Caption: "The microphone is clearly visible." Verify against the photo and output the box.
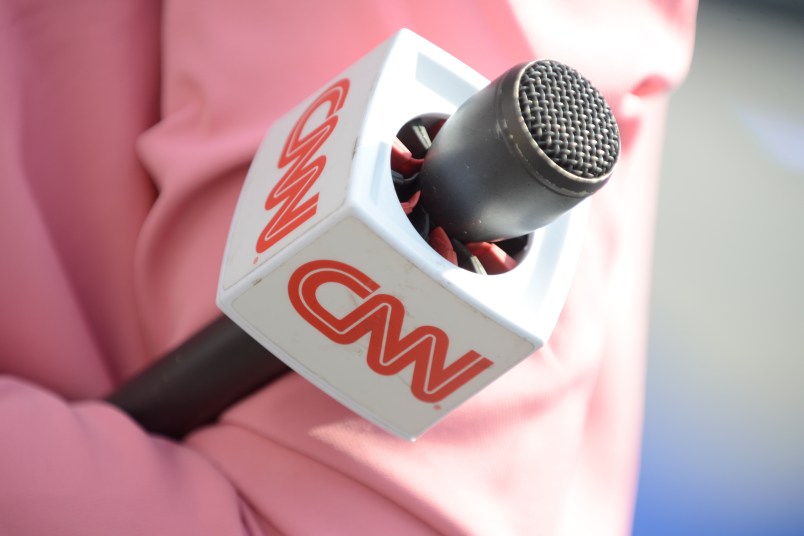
[109,29,619,440]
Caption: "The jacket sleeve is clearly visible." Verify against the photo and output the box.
[0,377,268,536]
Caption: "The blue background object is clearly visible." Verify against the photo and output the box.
[633,1,804,534]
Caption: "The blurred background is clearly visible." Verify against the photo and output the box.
[633,0,804,534]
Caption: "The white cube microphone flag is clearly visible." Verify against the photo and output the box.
[111,30,620,440]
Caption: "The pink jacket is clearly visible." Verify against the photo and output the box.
[0,1,696,534]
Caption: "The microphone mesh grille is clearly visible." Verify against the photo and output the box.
[518,61,619,179]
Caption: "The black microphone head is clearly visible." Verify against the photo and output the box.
[418,60,620,243]
[518,61,619,181]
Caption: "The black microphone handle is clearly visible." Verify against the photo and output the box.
[106,316,289,439]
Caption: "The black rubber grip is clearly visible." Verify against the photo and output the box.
[107,316,290,439]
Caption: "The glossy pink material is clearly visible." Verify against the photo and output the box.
[0,1,696,534]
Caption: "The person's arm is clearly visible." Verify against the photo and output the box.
[0,377,268,536]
